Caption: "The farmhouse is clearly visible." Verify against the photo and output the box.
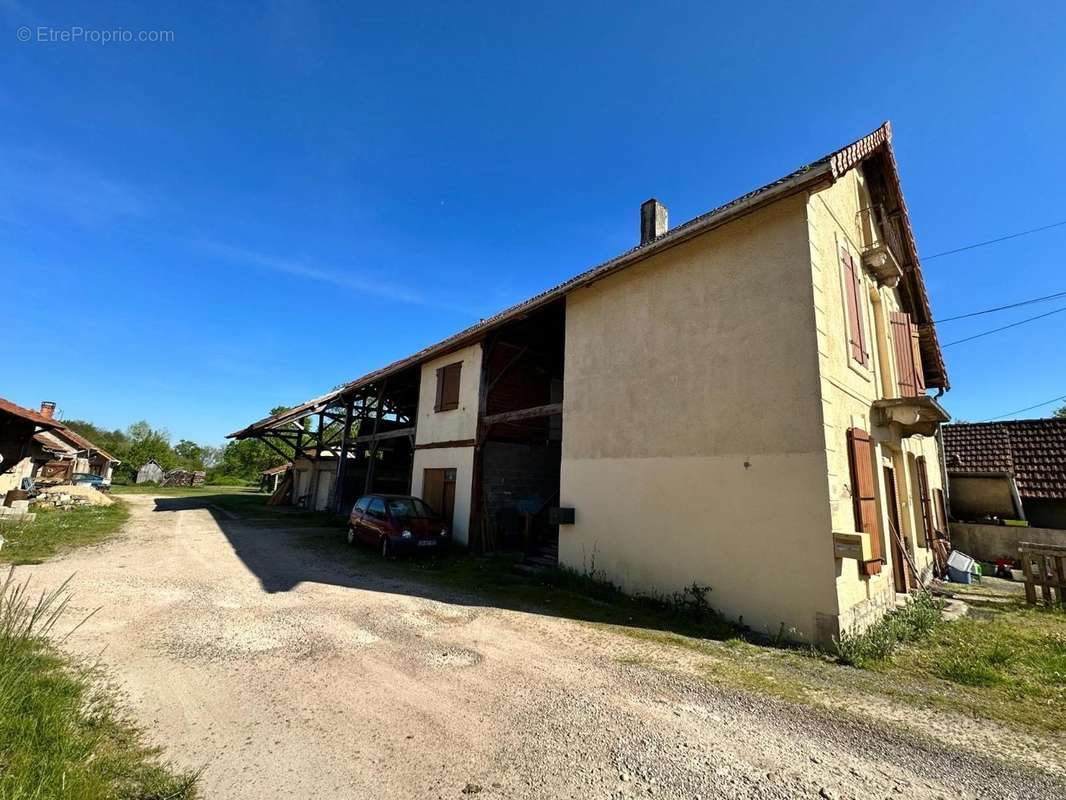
[231,123,952,644]
[0,399,121,492]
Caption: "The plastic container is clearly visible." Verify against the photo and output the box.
[947,565,974,584]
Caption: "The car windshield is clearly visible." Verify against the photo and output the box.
[387,498,435,520]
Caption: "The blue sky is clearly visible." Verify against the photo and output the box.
[3,1,1064,443]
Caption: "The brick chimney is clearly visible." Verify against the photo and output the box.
[640,199,668,245]
[39,401,56,419]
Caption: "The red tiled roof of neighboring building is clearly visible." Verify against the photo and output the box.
[943,419,1066,500]
[0,396,61,429]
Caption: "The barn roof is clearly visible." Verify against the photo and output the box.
[231,122,947,439]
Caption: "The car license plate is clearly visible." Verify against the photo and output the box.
[417,539,437,547]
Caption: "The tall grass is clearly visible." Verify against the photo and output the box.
[0,568,198,800]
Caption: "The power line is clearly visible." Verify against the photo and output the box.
[942,305,1066,347]
[935,289,1066,323]
[924,218,1066,261]
[988,394,1066,421]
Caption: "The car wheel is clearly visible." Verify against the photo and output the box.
[346,526,356,545]
[380,537,390,559]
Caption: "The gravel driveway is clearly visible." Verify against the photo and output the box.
[19,494,1064,799]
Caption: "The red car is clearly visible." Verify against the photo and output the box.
[347,494,450,557]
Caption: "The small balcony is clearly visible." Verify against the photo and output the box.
[873,395,950,438]
[857,206,905,288]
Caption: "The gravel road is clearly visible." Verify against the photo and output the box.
[19,494,1065,799]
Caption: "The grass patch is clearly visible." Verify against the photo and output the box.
[0,569,198,799]
[889,604,1066,728]
[0,502,130,565]
[835,591,944,667]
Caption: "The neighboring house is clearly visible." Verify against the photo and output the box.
[943,419,1066,529]
[230,123,951,644]
[0,397,62,496]
[136,459,166,484]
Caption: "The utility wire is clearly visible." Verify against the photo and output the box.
[988,394,1066,421]
[924,218,1066,261]
[941,305,1066,347]
[935,289,1066,323]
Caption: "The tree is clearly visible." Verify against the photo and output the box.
[124,421,175,477]
[173,439,206,470]
[1054,405,1066,419]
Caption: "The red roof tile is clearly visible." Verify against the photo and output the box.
[944,419,1066,500]
[0,396,61,429]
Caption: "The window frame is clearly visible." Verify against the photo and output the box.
[434,361,462,412]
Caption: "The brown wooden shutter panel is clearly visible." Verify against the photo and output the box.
[916,456,935,547]
[933,487,947,534]
[890,311,917,397]
[842,252,867,365]
[434,367,445,412]
[909,322,926,393]
[847,427,883,562]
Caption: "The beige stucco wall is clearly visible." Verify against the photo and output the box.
[410,446,476,545]
[414,343,483,446]
[807,171,945,634]
[409,342,483,546]
[560,194,840,642]
[0,457,34,496]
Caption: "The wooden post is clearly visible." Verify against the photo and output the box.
[363,380,388,495]
[333,398,354,514]
[469,336,495,553]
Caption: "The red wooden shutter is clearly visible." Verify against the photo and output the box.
[847,427,883,562]
[909,322,926,393]
[842,251,868,365]
[890,311,917,397]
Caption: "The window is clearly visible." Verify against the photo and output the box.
[387,497,436,520]
[847,427,883,565]
[841,249,869,366]
[889,311,926,397]
[353,496,371,513]
[434,362,462,412]
[367,497,387,519]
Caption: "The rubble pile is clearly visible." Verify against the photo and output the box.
[33,484,114,509]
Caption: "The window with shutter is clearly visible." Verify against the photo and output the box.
[847,427,883,566]
[889,311,928,398]
[434,362,462,412]
[841,250,868,366]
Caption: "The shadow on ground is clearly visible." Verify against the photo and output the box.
[151,494,739,641]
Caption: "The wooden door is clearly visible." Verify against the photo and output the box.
[883,466,909,593]
[422,468,456,527]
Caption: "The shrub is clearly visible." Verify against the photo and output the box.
[835,590,944,667]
